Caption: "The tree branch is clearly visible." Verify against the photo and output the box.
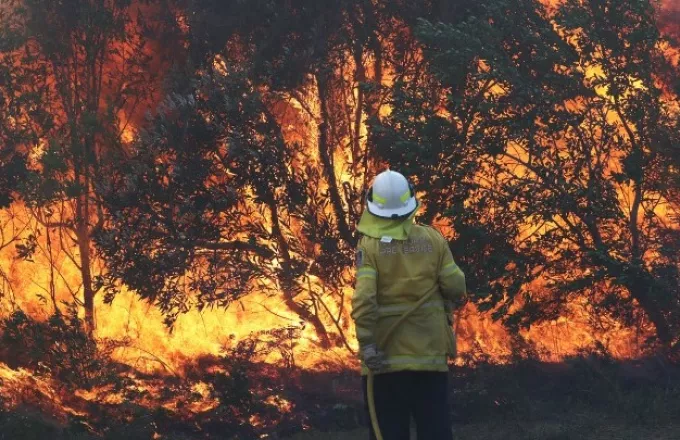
[194,239,275,259]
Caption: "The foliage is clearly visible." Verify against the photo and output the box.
[0,308,110,387]
[93,0,395,347]
[370,0,680,346]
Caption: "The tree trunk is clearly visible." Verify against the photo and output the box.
[594,249,675,346]
[281,291,333,349]
[627,276,673,346]
[76,195,96,334]
[267,197,333,349]
[316,74,354,246]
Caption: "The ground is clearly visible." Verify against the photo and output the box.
[288,422,680,440]
[286,355,680,440]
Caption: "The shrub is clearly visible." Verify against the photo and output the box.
[0,308,109,388]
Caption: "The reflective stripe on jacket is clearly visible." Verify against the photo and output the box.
[351,224,466,375]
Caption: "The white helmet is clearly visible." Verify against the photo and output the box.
[366,170,418,219]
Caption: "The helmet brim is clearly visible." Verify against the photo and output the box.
[366,197,418,219]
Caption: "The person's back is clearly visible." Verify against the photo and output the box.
[351,170,466,440]
[354,225,464,373]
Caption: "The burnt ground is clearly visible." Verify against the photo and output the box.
[1,355,680,439]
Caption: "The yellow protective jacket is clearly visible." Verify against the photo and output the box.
[351,211,466,375]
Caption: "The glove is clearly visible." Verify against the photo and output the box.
[361,344,386,371]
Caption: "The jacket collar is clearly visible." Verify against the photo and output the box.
[357,203,420,240]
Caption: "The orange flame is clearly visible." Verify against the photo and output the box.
[1,0,676,381]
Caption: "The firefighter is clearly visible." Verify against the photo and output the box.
[351,170,467,440]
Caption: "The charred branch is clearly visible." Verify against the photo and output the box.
[316,75,355,246]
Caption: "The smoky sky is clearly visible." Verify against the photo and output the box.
[659,0,680,41]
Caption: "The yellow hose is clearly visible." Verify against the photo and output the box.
[367,290,438,440]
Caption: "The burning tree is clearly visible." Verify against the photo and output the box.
[0,0,167,330]
[372,0,680,348]
[87,0,680,357]
[94,0,398,353]
[0,0,678,366]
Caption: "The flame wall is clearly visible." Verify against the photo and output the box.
[1,0,675,374]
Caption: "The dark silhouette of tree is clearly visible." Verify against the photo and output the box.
[0,0,163,332]
[94,0,464,349]
[0,0,671,356]
[372,0,680,348]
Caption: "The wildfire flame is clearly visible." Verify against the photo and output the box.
[0,0,676,386]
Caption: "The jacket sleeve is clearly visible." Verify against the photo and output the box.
[438,237,467,304]
[350,238,378,350]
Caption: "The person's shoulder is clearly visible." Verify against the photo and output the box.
[413,224,446,241]
[358,235,380,249]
